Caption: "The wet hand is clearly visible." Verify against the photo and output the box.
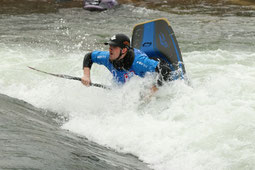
[81,75,91,86]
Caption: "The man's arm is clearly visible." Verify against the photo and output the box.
[146,61,172,97]
[81,52,93,86]
[155,60,173,86]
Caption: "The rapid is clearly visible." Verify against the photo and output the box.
[1,3,255,170]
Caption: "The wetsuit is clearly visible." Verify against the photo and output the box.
[83,48,172,86]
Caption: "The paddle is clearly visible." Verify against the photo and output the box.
[27,66,111,90]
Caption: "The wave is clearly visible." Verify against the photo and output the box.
[0,93,150,170]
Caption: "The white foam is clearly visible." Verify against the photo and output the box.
[1,47,255,169]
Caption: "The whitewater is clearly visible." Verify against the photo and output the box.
[1,4,255,170]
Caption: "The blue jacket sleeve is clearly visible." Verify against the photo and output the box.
[132,54,159,76]
[91,51,109,66]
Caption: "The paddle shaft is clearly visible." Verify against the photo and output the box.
[28,66,111,90]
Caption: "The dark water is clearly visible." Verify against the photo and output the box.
[0,94,150,169]
[1,0,255,16]
[120,0,255,17]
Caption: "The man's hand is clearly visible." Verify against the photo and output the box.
[81,75,91,86]
[81,67,91,86]
[150,85,158,94]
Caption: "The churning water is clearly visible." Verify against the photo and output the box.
[1,4,255,170]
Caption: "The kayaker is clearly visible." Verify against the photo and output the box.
[81,34,173,91]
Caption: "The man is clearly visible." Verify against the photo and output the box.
[81,34,172,91]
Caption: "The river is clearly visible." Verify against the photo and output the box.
[1,1,255,170]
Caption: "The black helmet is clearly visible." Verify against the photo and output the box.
[104,34,130,48]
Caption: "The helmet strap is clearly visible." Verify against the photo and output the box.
[113,48,123,61]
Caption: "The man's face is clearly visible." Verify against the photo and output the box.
[109,45,121,61]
